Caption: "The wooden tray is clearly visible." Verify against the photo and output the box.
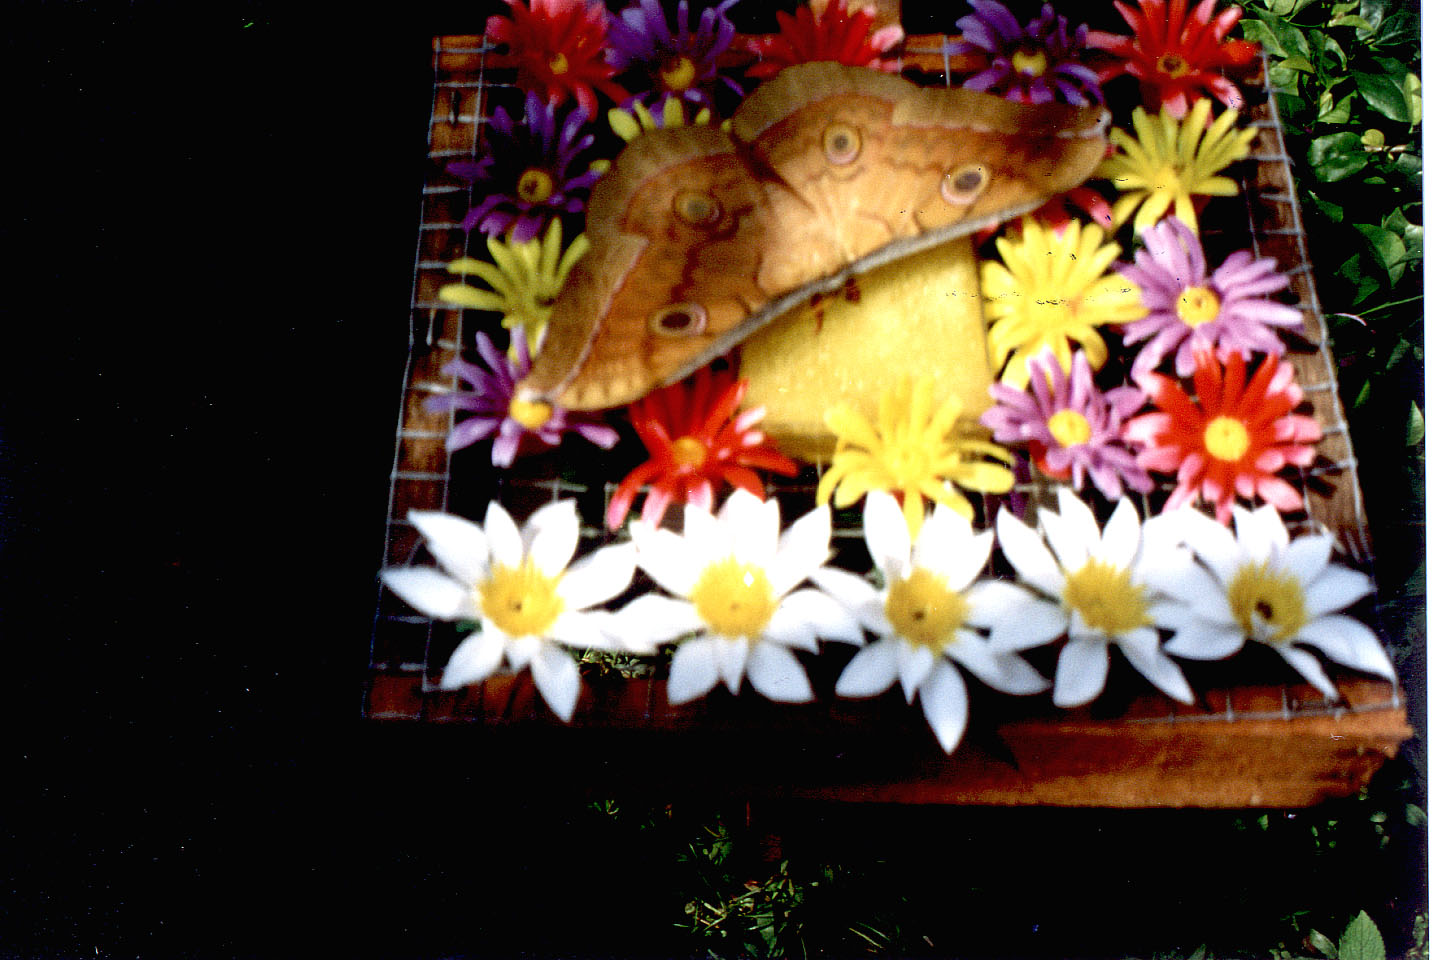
[364,21,1411,807]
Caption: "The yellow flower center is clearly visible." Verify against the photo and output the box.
[1149,164,1184,197]
[1029,298,1076,330]
[691,558,777,639]
[1157,53,1190,78]
[548,52,570,75]
[1228,561,1307,644]
[1062,559,1152,636]
[515,168,556,205]
[669,435,709,470]
[480,559,565,638]
[1047,409,1092,448]
[660,56,698,92]
[1011,49,1049,76]
[1203,416,1250,462]
[508,397,554,430]
[1175,285,1221,327]
[885,568,969,651]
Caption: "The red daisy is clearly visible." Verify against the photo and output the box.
[744,0,905,79]
[485,0,629,121]
[1124,350,1322,525]
[606,368,798,531]
[1088,0,1260,118]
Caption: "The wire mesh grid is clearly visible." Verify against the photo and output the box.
[365,36,1400,726]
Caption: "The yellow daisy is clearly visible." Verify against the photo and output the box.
[981,217,1145,389]
[437,218,589,356]
[607,96,716,142]
[816,377,1014,538]
[1098,100,1257,234]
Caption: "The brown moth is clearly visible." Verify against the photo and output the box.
[515,61,1110,411]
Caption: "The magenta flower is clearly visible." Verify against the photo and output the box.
[446,93,601,242]
[426,332,619,467]
[607,0,742,108]
[947,1,1102,105]
[1117,216,1305,377]
[981,349,1152,501]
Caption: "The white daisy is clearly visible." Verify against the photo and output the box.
[380,501,639,721]
[1158,504,1394,700]
[996,488,1197,708]
[811,493,1053,753]
[617,489,862,705]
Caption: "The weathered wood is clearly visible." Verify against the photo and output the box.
[366,673,1409,807]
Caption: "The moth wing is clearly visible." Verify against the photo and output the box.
[520,128,782,410]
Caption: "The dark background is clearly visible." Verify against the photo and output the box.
[1,2,1423,958]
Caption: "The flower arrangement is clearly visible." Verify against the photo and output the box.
[381,0,1393,753]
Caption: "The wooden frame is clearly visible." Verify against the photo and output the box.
[364,16,1413,807]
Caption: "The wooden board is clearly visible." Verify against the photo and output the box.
[363,25,1413,807]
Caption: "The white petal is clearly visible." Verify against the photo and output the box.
[1056,487,1103,550]
[950,639,1049,695]
[680,502,723,561]
[1234,504,1287,562]
[722,490,779,566]
[897,644,936,702]
[1164,624,1246,660]
[408,511,489,587]
[809,567,887,633]
[1166,507,1241,581]
[381,568,472,620]
[630,524,701,598]
[835,641,901,697]
[523,499,580,577]
[863,492,912,583]
[916,508,987,590]
[1098,497,1142,568]
[668,638,721,703]
[1280,533,1336,588]
[996,509,1064,597]
[719,636,749,694]
[1117,633,1194,703]
[1054,637,1110,708]
[768,588,861,648]
[918,661,969,753]
[768,504,832,596]
[484,501,524,567]
[439,629,505,689]
[1296,616,1396,681]
[966,580,1066,651]
[531,642,582,721]
[612,594,703,649]
[503,633,541,671]
[1301,567,1374,617]
[548,609,612,651]
[1144,556,1227,608]
[746,643,814,703]
[1274,644,1339,700]
[1039,506,1089,574]
[556,542,636,611]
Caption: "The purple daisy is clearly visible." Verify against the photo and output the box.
[1117,216,1305,378]
[947,1,1102,105]
[426,332,620,467]
[606,0,742,108]
[981,349,1153,501]
[445,92,601,243]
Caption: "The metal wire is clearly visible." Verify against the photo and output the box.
[366,39,1399,721]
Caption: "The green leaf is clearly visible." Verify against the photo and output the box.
[1308,131,1369,181]
[1354,70,1412,122]
[1361,128,1385,148]
[1277,55,1315,73]
[1308,190,1346,223]
[1405,803,1427,827]
[1405,402,1424,445]
[1329,14,1377,32]
[1338,911,1385,960]
[1403,72,1422,123]
[1310,928,1341,959]
[1241,18,1286,57]
[1316,91,1354,124]
[1356,224,1407,284]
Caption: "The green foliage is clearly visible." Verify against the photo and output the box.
[1240,0,1422,494]
[1337,911,1385,960]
